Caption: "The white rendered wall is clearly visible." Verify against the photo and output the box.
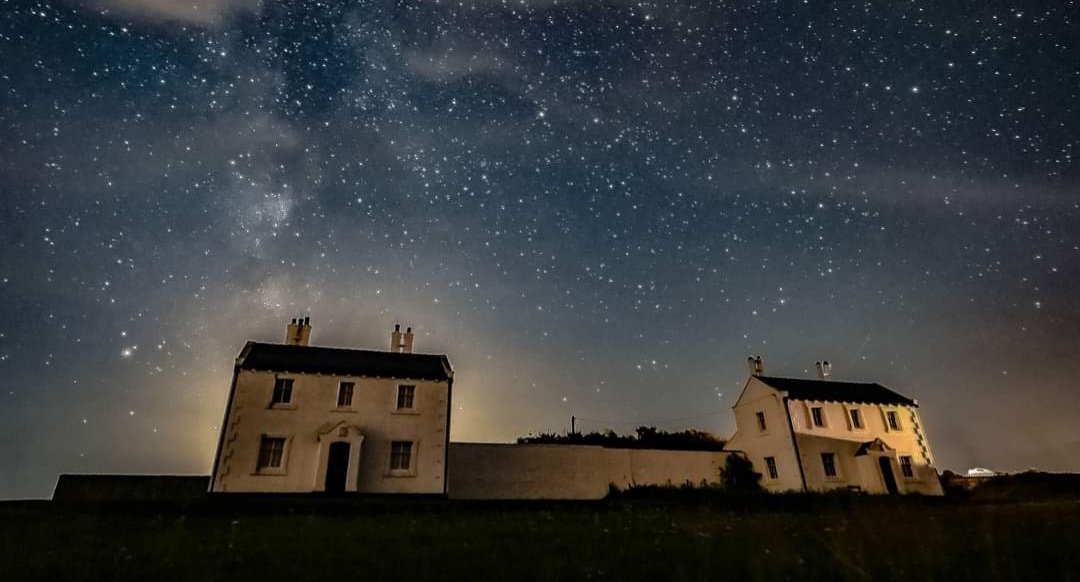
[788,399,943,495]
[725,378,806,492]
[212,369,449,494]
[447,443,730,500]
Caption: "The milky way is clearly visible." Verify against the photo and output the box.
[1,0,1078,498]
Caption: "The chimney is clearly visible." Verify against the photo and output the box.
[285,316,312,346]
[402,326,414,354]
[747,355,765,376]
[390,324,402,352]
[815,360,832,380]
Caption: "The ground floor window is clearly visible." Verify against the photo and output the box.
[899,455,915,478]
[390,440,413,471]
[821,452,838,478]
[257,436,286,470]
[764,456,778,480]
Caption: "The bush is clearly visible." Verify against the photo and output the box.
[721,454,763,493]
[517,426,726,451]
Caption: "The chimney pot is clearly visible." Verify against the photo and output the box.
[390,324,403,352]
[285,317,312,346]
[747,355,765,376]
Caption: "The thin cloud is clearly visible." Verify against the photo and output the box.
[79,0,261,26]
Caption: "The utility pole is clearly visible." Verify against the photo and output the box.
[571,415,576,436]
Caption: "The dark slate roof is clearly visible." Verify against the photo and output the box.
[755,376,916,406]
[237,342,452,381]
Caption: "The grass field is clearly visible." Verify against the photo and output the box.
[2,495,1078,581]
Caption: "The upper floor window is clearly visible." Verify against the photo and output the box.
[257,436,286,470]
[811,407,825,428]
[755,411,767,432]
[271,378,294,405]
[886,410,902,431]
[764,456,779,480]
[337,382,355,407]
[390,440,413,471]
[821,452,838,478]
[397,385,416,410]
[899,455,915,478]
[849,408,863,429]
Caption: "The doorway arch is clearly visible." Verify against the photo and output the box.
[315,421,365,493]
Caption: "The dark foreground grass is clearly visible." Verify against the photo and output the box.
[1,496,1078,582]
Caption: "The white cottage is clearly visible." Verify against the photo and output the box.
[209,319,453,495]
[725,357,943,495]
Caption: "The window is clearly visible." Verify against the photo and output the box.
[257,436,285,470]
[396,385,416,410]
[886,410,902,431]
[811,407,825,427]
[849,408,863,429]
[821,453,838,478]
[765,456,778,480]
[900,455,915,478]
[390,441,413,471]
[271,378,293,405]
[337,382,355,407]
[756,411,767,432]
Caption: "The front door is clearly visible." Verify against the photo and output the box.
[879,457,899,494]
[325,441,351,494]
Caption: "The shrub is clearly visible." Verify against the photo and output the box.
[721,454,763,493]
[517,426,726,451]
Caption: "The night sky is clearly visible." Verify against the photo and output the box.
[2,0,1078,499]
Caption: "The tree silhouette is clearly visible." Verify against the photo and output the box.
[721,454,763,493]
[517,426,726,452]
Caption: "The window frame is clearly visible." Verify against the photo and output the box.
[337,381,355,408]
[886,410,902,431]
[388,440,415,475]
[755,411,768,432]
[255,435,289,474]
[270,377,294,407]
[811,406,826,428]
[899,455,916,479]
[821,452,839,479]
[764,456,779,480]
[396,384,417,411]
[849,408,863,429]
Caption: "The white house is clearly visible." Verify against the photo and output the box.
[725,357,943,495]
[209,318,453,494]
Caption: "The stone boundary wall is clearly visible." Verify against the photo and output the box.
[448,443,731,500]
[53,474,210,501]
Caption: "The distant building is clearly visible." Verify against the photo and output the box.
[725,356,944,495]
[209,319,453,494]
